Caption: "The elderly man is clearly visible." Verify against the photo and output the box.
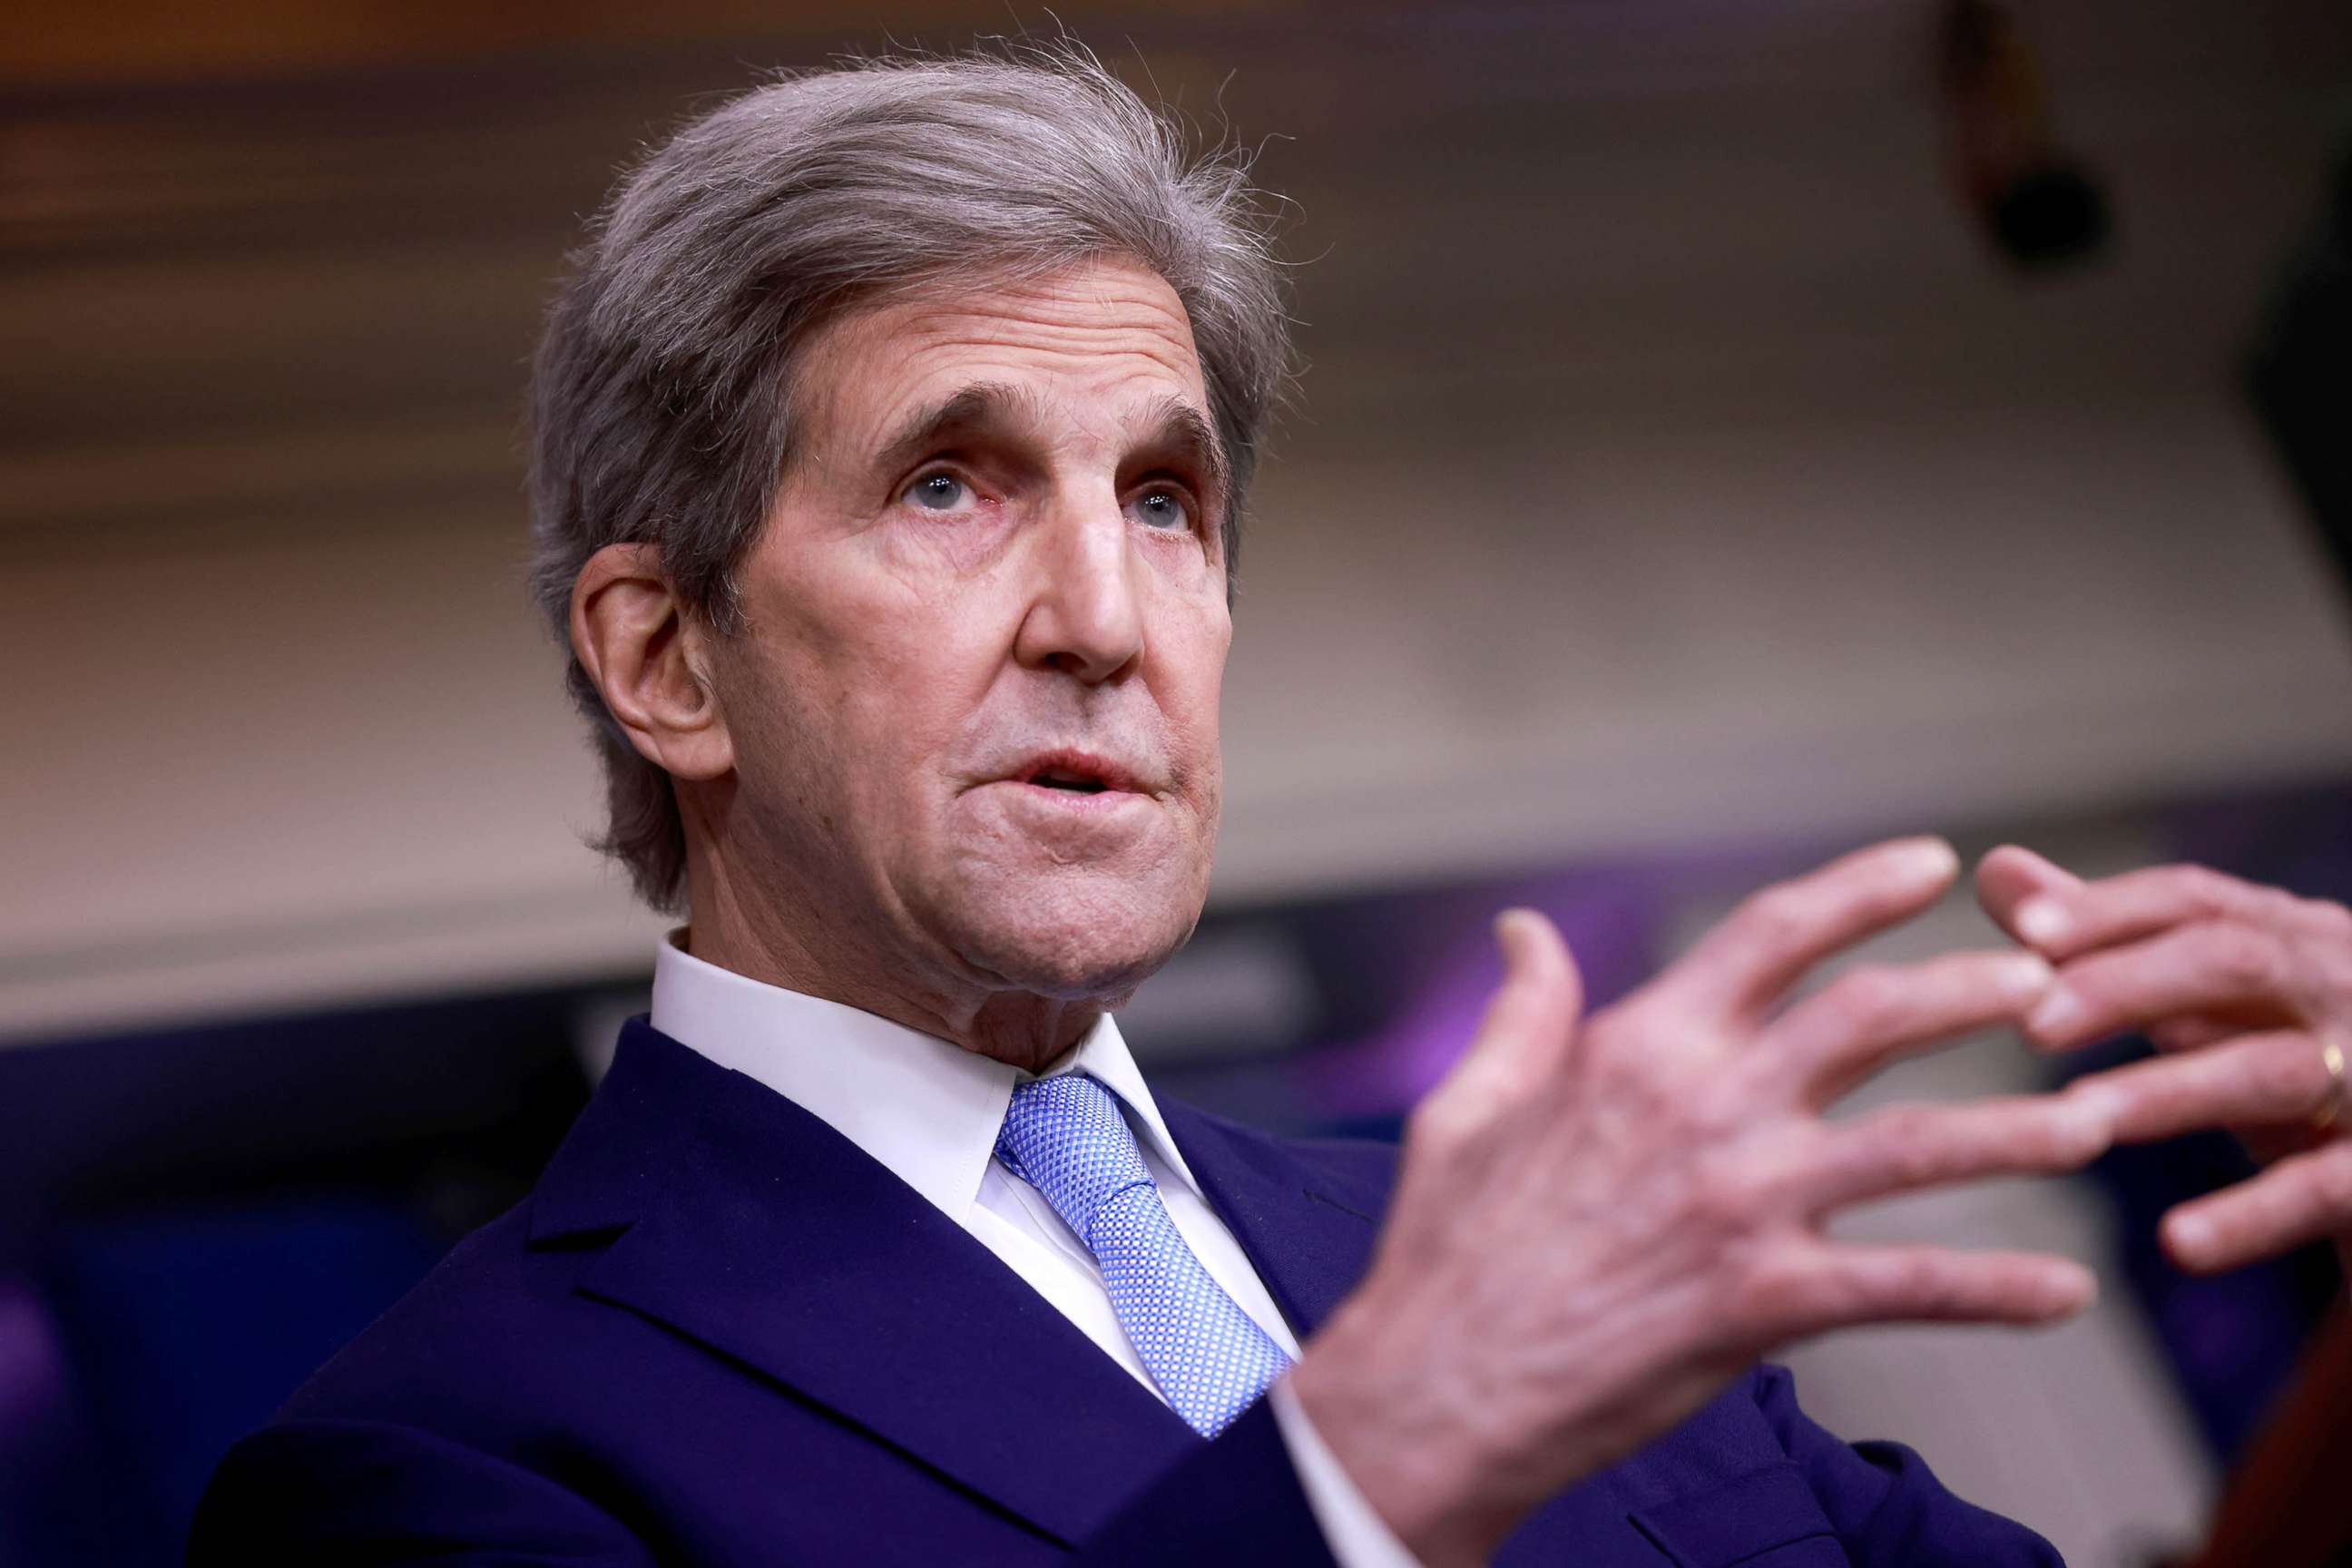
[191,49,2352,1567]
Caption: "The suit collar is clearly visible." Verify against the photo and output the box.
[528,1021,1385,1544]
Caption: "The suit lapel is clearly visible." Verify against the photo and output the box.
[528,1022,1197,1545]
[1156,1098,1393,1339]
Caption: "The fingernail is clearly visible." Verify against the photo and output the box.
[1899,838,1961,884]
[2061,1089,2114,1155]
[2166,1212,2214,1265]
[2038,1260,2099,1316]
[2064,1080,2121,1132]
[1998,952,2055,998]
[2066,1265,2100,1311]
[2014,898,2071,948]
[2025,985,2083,1043]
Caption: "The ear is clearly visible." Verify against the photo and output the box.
[569,543,734,782]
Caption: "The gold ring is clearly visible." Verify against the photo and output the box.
[2313,1034,2348,1135]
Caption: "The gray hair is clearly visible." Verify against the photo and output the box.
[527,45,1293,913]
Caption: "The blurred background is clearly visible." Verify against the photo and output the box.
[5,1,2352,1563]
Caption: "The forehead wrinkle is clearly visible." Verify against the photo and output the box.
[887,270,1205,392]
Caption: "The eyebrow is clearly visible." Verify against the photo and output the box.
[868,380,1230,506]
[868,381,1045,481]
[1134,393,1231,506]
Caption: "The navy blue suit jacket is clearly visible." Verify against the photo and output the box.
[190,1021,2061,1565]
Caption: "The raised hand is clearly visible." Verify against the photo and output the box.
[1289,838,2112,1566]
[1978,845,2352,1275]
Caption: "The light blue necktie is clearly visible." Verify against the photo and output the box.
[995,1073,1292,1437]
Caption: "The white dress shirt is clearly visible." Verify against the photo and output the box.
[649,935,1416,1568]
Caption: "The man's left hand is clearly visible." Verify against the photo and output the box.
[1977,846,2352,1276]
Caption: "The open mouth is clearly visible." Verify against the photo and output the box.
[1005,750,1139,797]
[1028,769,1110,794]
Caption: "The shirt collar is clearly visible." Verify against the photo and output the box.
[647,932,1201,1221]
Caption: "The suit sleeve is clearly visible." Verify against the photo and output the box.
[1752,1364,2064,1567]
[187,1417,658,1568]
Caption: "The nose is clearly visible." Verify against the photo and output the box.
[1013,494,1144,683]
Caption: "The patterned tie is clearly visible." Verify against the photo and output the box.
[995,1073,1292,1437]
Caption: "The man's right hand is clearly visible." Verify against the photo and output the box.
[1286,837,2113,1566]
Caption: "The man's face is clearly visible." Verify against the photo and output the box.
[702,256,1232,1009]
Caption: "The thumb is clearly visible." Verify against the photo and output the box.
[1470,907,1586,1083]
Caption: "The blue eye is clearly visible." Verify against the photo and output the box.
[1130,488,1191,532]
[905,473,971,512]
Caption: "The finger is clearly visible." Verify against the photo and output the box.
[2024,920,2303,1051]
[1672,837,1960,1019]
[1974,844,2084,941]
[2069,1031,2335,1143]
[1804,1093,2112,1212]
[1443,907,1586,1099]
[2161,1141,2352,1273]
[1756,1240,2096,1338]
[1768,949,2054,1108]
[2149,1014,2236,1054]
[1997,862,2293,964]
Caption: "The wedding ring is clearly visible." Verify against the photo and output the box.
[2313,1034,2348,1135]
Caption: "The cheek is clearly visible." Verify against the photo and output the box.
[821,584,1013,799]
[1155,591,1231,789]
[859,518,1030,681]
[723,591,947,808]
[881,507,1023,579]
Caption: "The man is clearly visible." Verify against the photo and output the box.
[191,48,2352,1566]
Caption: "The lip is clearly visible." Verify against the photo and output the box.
[994,779,1152,818]
[995,747,1153,798]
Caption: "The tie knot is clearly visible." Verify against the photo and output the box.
[995,1073,1152,1242]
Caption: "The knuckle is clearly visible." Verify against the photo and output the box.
[1868,1101,1930,1148]
[1870,1107,1949,1185]
[1894,1250,1974,1317]
[1734,884,1809,949]
[2210,926,2283,992]
[1827,965,1905,1034]
[2253,1039,2317,1105]
[2251,887,2308,927]
[2313,1152,2352,1217]
[2305,897,2352,940]
[2178,864,2242,916]
[2035,1104,2102,1167]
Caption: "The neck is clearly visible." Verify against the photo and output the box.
[682,847,1102,1075]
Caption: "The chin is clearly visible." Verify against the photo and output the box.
[935,870,1203,1003]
